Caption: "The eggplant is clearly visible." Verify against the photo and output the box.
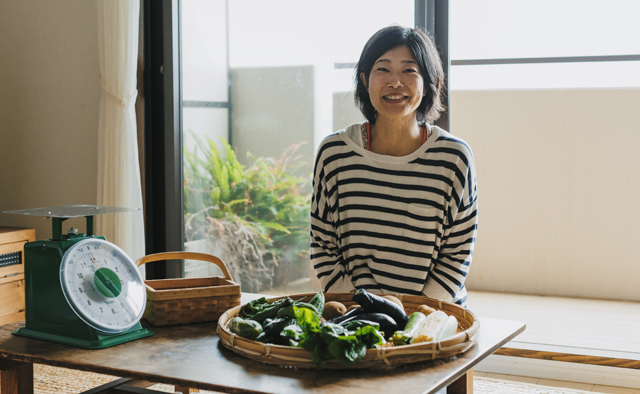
[338,312,399,337]
[328,306,366,324]
[352,289,409,328]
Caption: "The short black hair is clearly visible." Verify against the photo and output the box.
[354,25,445,125]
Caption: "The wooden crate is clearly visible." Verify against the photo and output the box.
[136,252,241,326]
[0,227,36,325]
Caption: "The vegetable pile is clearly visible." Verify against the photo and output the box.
[226,289,459,370]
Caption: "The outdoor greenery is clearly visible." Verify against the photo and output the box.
[184,133,312,292]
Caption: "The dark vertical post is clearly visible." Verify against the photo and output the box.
[143,0,184,279]
[85,216,94,236]
[163,0,184,278]
[416,0,450,132]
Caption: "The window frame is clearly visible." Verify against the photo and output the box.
[142,0,448,279]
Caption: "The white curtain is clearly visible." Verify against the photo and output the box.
[96,0,145,265]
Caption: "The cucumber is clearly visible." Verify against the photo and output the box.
[390,312,427,345]
[338,312,399,337]
[228,317,263,340]
[352,289,409,328]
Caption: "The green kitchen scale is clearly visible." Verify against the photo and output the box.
[4,205,153,349]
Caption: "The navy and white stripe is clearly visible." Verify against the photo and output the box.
[311,122,478,306]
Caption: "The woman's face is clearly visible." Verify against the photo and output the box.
[361,45,425,122]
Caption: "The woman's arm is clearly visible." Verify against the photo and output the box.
[423,144,478,305]
[310,154,355,293]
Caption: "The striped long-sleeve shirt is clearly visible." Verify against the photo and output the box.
[310,122,478,306]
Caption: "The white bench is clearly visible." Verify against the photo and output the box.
[467,291,640,389]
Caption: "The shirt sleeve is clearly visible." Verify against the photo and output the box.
[310,153,355,293]
[422,146,478,304]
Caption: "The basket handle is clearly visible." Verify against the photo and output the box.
[135,252,235,282]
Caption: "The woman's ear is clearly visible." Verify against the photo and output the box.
[360,72,368,89]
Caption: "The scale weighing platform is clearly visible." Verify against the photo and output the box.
[4,205,153,349]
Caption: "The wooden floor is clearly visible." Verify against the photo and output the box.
[466,291,640,368]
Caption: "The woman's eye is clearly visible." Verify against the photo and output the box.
[404,69,417,73]
[377,67,389,72]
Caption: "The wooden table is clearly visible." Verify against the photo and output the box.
[0,294,525,394]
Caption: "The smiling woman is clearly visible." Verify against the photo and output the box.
[311,26,478,307]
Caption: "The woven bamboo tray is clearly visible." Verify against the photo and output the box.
[217,292,480,369]
[136,251,241,326]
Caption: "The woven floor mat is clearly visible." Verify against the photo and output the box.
[0,364,606,394]
[474,377,605,394]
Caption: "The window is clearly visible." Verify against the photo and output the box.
[179,0,415,294]
[449,0,640,90]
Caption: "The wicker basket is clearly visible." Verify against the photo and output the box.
[217,292,480,369]
[136,252,241,326]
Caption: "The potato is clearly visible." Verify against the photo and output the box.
[323,301,347,320]
[346,304,361,312]
[382,295,403,309]
[416,304,436,316]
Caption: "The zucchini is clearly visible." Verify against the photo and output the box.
[352,289,409,328]
[328,306,365,324]
[228,317,263,340]
[338,312,399,337]
[390,312,427,345]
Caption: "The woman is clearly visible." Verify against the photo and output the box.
[311,26,478,306]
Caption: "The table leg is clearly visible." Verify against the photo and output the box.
[0,359,34,394]
[174,385,198,393]
[447,368,473,394]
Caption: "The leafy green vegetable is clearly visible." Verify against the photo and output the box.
[308,291,325,317]
[241,297,270,317]
[291,305,386,370]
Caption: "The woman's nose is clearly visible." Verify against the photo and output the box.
[387,74,403,88]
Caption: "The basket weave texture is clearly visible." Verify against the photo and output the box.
[217,292,480,369]
[136,252,241,326]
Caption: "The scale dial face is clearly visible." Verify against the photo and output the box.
[59,238,146,334]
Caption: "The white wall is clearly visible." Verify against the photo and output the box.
[453,88,640,302]
[333,88,640,302]
[0,0,100,238]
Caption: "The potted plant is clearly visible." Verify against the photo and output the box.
[184,134,313,293]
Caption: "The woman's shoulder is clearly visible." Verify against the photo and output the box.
[430,126,475,158]
[317,122,366,152]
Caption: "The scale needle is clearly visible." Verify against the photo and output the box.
[89,252,100,268]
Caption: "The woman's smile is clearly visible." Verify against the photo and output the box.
[382,93,409,102]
